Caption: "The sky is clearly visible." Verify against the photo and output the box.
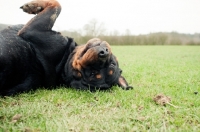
[0,0,200,35]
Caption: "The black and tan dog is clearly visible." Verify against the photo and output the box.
[0,0,132,96]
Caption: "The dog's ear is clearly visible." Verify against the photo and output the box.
[118,76,133,90]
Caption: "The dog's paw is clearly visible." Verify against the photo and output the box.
[20,1,44,14]
[123,86,133,90]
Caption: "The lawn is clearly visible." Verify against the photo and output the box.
[0,46,200,132]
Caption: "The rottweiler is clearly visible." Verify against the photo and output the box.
[0,0,132,96]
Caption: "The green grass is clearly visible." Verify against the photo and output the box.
[1,46,200,132]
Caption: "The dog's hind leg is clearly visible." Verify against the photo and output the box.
[0,75,41,96]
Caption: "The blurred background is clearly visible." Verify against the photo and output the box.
[0,0,200,45]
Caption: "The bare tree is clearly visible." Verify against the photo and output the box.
[125,29,131,36]
[83,19,106,37]
[113,30,120,36]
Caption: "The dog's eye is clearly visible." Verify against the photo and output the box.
[90,70,98,76]
[110,63,115,67]
[89,70,102,80]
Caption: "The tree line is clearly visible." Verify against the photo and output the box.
[1,22,200,45]
[60,19,200,45]
[61,31,200,45]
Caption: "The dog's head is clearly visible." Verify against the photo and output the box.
[63,38,132,90]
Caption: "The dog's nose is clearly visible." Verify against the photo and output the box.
[98,47,109,58]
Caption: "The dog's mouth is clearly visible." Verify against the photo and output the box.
[70,63,121,91]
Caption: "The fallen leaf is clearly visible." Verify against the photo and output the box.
[24,128,33,132]
[153,94,171,106]
[11,120,18,123]
[94,96,99,101]
[137,106,144,111]
[24,128,40,132]
[116,102,121,107]
[11,114,22,122]
[137,116,146,121]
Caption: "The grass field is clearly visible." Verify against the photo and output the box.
[0,46,200,132]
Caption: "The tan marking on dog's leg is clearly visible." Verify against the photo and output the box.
[118,77,127,88]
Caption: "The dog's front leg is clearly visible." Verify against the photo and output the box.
[18,0,61,40]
